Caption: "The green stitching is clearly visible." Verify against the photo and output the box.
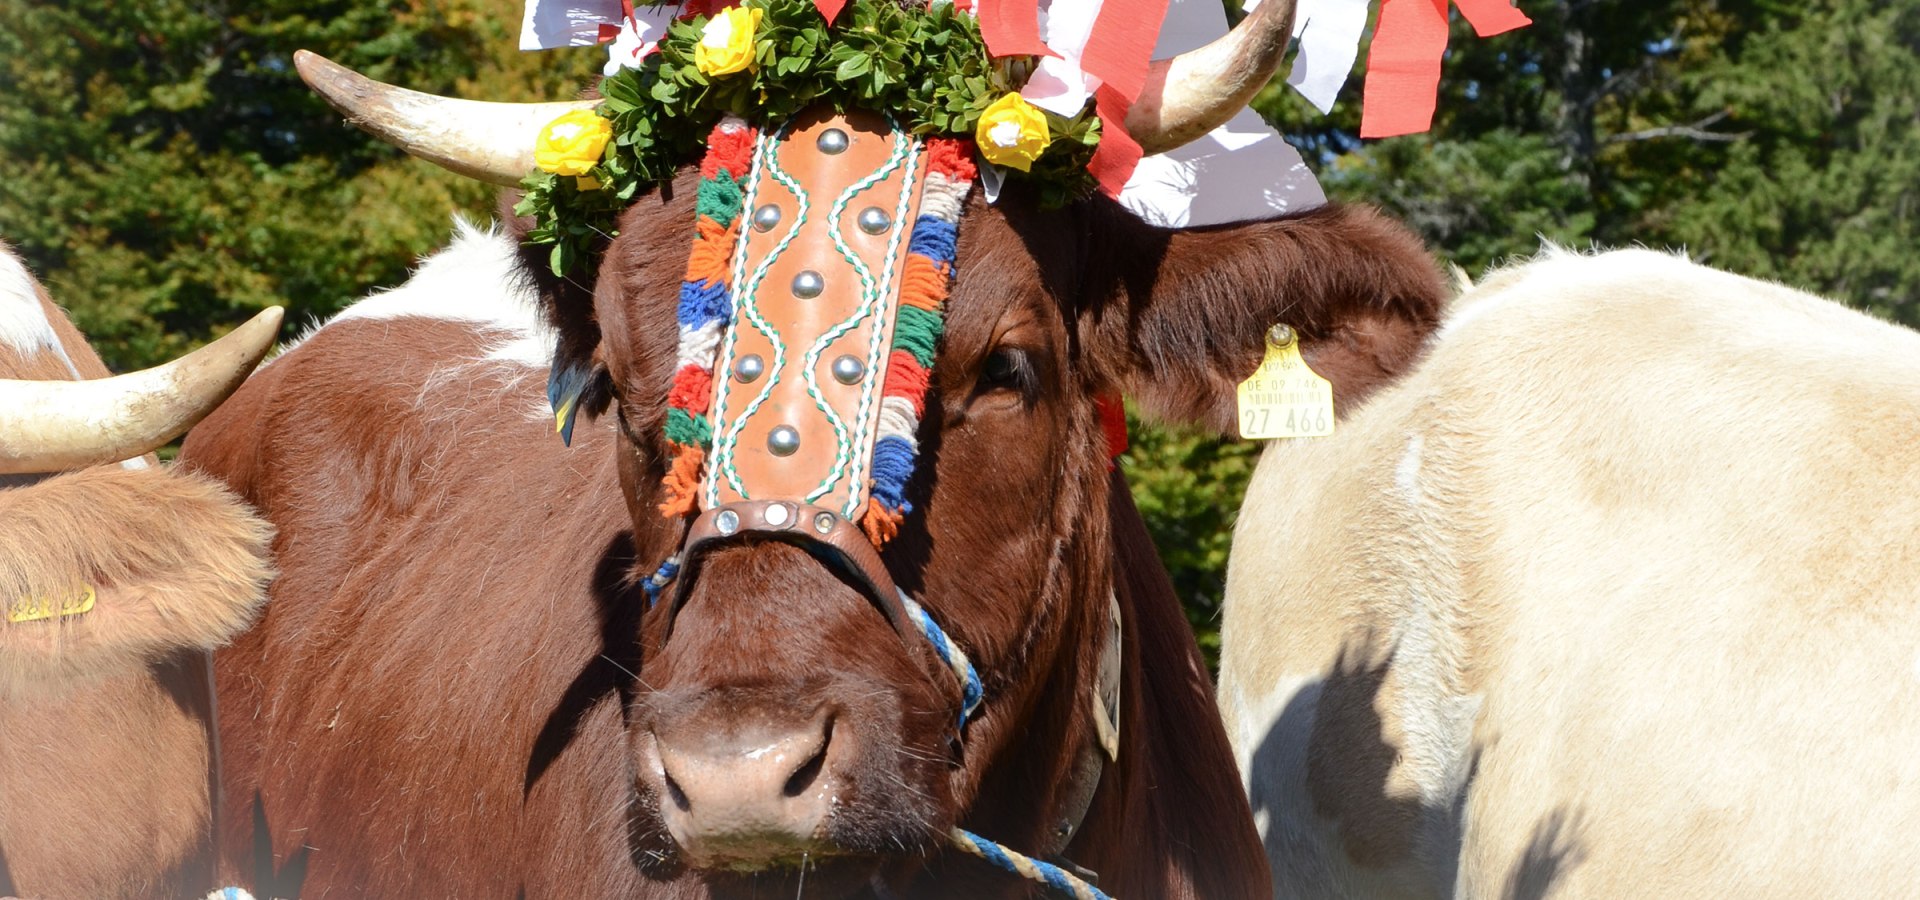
[800,128,919,505]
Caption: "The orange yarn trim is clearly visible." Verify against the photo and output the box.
[898,255,950,312]
[861,495,904,546]
[684,217,739,286]
[658,445,706,518]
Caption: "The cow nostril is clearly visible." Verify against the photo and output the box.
[783,716,833,798]
[663,768,691,812]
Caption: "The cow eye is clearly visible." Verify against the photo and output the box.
[978,347,1035,396]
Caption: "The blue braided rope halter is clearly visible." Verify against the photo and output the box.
[636,559,1110,899]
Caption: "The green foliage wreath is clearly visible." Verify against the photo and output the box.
[515,0,1101,276]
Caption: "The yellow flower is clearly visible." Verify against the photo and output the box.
[694,6,764,77]
[534,110,612,177]
[975,93,1051,172]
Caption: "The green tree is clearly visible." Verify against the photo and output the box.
[0,0,593,370]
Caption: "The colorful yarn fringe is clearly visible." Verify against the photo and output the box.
[862,138,976,546]
[661,117,757,518]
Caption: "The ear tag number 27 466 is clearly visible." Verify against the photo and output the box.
[1236,324,1335,440]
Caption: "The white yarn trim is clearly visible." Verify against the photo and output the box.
[921,172,970,223]
[676,320,724,370]
[876,395,920,445]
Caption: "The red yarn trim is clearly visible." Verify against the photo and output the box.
[880,349,930,417]
[701,123,757,181]
[925,138,978,182]
[667,364,715,416]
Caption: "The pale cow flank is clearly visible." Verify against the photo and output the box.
[1220,248,1920,898]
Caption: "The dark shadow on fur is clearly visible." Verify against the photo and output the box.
[0,839,16,897]
[251,790,309,899]
[1501,809,1587,900]
[523,531,644,796]
[1249,634,1582,897]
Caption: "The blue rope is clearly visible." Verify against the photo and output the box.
[951,828,1112,900]
[634,557,1106,899]
[641,555,681,608]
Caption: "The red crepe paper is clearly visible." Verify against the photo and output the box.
[1089,85,1143,197]
[1095,393,1128,461]
[814,0,849,24]
[1078,0,1174,104]
[977,0,1057,59]
[1359,0,1449,138]
[1453,0,1532,36]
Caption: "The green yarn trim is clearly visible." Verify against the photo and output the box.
[665,408,713,448]
[893,304,943,368]
[696,171,745,227]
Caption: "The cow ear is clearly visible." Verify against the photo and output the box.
[1080,203,1448,433]
[0,468,272,694]
[504,196,615,444]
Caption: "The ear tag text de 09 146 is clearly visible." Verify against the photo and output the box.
[1236,324,1335,439]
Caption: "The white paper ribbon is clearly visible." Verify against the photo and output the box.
[520,0,625,50]
[1281,0,1370,114]
[1116,0,1325,226]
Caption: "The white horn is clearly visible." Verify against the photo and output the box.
[1124,0,1300,156]
[295,50,597,186]
[0,307,284,475]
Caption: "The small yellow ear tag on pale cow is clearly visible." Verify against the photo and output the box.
[6,585,97,624]
[1236,324,1335,439]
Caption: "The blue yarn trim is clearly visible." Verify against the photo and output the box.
[677,278,732,328]
[908,216,958,261]
[869,436,917,510]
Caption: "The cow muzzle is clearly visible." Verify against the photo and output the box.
[638,701,843,868]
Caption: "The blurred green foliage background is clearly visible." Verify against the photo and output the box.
[3,0,1916,667]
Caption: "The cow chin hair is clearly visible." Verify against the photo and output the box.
[0,466,274,697]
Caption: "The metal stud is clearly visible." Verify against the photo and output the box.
[733,354,765,383]
[791,270,825,299]
[768,425,801,456]
[764,503,791,528]
[1266,323,1296,347]
[715,509,740,535]
[813,512,836,535]
[830,355,865,385]
[856,207,891,235]
[816,128,850,154]
[752,204,782,232]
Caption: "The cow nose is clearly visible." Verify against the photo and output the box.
[647,710,839,865]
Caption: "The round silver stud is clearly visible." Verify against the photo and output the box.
[764,503,791,528]
[856,207,891,235]
[817,128,850,154]
[830,355,865,385]
[813,512,836,534]
[792,270,825,299]
[715,509,740,535]
[768,425,801,457]
[733,353,765,383]
[752,204,782,232]
[1267,323,1296,346]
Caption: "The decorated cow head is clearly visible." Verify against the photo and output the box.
[295,0,1446,891]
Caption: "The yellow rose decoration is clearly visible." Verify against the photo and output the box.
[694,6,764,77]
[534,110,613,177]
[975,93,1051,172]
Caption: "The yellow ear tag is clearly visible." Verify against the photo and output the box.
[7,585,97,624]
[1236,324,1335,439]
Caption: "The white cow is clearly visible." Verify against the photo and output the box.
[1219,247,1920,898]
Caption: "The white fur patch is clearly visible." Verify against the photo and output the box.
[298,219,554,368]
[1395,434,1424,502]
[0,245,86,381]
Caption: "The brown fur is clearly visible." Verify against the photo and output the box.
[183,170,1445,897]
[0,244,275,899]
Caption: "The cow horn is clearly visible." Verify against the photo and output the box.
[1125,0,1300,155]
[293,50,597,186]
[0,307,284,475]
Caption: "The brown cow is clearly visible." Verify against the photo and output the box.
[179,4,1448,896]
[0,241,279,899]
